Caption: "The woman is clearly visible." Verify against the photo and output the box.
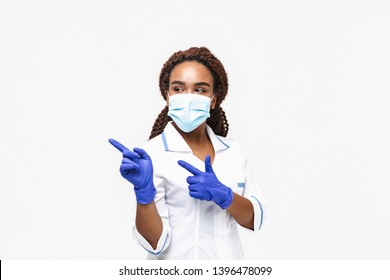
[109,47,265,259]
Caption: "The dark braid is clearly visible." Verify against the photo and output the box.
[149,106,172,139]
[149,47,229,139]
[207,107,229,137]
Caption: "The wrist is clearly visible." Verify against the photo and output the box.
[217,187,233,209]
[134,183,156,204]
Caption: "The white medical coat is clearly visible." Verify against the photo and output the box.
[133,122,265,259]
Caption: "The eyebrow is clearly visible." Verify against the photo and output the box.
[171,81,211,87]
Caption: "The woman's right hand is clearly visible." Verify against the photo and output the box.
[108,138,156,204]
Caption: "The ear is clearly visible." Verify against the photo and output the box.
[165,91,169,106]
[211,94,217,109]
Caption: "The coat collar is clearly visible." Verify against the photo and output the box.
[161,122,229,153]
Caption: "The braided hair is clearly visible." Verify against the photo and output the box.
[149,47,229,139]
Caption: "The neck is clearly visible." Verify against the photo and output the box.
[172,122,209,145]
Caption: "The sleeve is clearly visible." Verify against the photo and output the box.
[240,147,267,232]
[132,145,171,256]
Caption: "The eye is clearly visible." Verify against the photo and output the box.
[173,87,184,92]
[195,88,206,93]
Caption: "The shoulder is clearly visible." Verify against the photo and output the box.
[141,133,165,154]
[216,134,243,151]
[215,134,251,162]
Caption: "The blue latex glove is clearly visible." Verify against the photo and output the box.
[178,155,233,209]
[108,138,156,204]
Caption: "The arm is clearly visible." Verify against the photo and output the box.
[135,202,162,250]
[178,155,263,231]
[109,138,167,250]
[227,193,254,230]
[178,155,254,230]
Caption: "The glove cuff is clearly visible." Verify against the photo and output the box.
[135,184,156,204]
[218,188,233,209]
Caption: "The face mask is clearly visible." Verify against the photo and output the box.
[167,93,213,133]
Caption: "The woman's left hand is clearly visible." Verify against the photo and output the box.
[178,155,233,209]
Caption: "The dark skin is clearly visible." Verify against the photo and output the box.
[137,61,254,250]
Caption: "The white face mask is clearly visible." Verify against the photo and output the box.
[167,93,213,133]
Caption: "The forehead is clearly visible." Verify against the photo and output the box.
[170,61,213,84]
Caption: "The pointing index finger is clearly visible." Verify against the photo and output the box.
[108,138,130,153]
[177,160,202,175]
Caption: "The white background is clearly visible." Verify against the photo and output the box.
[0,0,389,259]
